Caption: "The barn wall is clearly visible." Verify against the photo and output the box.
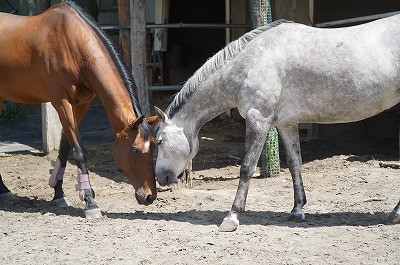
[272,0,309,24]
[166,0,226,86]
[314,0,400,25]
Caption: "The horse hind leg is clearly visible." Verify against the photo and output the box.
[278,124,307,221]
[48,133,71,207]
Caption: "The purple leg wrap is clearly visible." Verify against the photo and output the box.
[78,174,91,190]
[56,167,66,181]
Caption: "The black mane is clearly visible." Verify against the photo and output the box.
[63,1,152,138]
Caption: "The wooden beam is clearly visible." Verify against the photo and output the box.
[118,0,132,69]
[309,0,314,26]
[130,0,150,115]
[314,11,400,28]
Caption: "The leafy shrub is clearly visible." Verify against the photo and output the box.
[1,100,23,120]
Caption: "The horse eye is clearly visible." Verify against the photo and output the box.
[157,140,162,145]
[131,147,140,155]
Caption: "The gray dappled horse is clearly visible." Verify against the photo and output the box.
[154,16,400,231]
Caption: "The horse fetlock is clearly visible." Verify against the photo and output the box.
[78,190,85,201]
[83,189,98,207]
[289,207,305,221]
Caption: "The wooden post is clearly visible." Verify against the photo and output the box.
[309,0,314,26]
[118,0,132,69]
[130,0,150,115]
[41,103,62,153]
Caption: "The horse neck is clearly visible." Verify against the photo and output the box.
[170,75,235,136]
[86,62,137,135]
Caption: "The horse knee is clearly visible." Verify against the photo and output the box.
[73,148,84,162]
[240,164,255,178]
[73,147,88,173]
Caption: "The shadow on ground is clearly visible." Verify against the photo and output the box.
[0,194,394,228]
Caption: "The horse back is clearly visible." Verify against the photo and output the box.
[232,15,400,124]
[0,3,94,104]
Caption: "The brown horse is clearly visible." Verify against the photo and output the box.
[0,1,158,218]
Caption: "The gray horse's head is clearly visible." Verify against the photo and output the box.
[154,107,198,186]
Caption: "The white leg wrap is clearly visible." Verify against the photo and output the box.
[49,158,65,188]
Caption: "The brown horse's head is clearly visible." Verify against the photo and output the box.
[113,116,158,205]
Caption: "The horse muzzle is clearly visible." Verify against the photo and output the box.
[135,188,155,205]
[155,170,179,186]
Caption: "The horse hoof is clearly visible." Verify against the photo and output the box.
[0,192,17,201]
[219,216,239,232]
[52,197,71,208]
[289,208,305,221]
[387,211,400,223]
[84,208,102,219]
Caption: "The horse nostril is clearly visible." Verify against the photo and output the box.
[145,194,153,203]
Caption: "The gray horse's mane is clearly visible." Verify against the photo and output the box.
[166,19,290,118]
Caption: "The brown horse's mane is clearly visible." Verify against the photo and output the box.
[63,1,152,138]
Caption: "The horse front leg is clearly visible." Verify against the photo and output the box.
[219,109,271,232]
[278,124,306,221]
[73,140,101,219]
[54,100,101,219]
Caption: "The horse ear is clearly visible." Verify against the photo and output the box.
[132,115,144,127]
[145,115,158,125]
[154,106,169,123]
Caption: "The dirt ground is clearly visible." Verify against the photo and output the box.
[1,117,400,264]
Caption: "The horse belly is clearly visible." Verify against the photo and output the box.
[279,57,400,123]
[277,85,400,125]
[0,67,50,104]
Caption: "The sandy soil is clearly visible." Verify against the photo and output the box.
[1,118,400,264]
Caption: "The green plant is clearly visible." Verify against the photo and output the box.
[1,100,23,120]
